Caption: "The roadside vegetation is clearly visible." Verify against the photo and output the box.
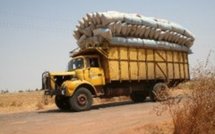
[158,59,215,134]
[0,90,55,113]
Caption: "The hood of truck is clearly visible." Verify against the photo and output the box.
[50,71,75,76]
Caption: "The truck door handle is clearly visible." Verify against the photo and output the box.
[98,74,102,76]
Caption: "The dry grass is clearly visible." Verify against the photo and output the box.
[0,91,55,113]
[171,79,215,134]
[36,101,44,110]
[158,62,215,134]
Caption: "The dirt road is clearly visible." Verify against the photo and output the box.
[0,100,172,134]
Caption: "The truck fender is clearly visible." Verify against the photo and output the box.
[61,80,96,96]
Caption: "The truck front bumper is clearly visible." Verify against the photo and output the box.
[42,71,66,96]
[44,88,66,96]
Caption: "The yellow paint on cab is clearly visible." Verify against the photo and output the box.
[61,80,95,96]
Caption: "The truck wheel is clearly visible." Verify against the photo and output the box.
[69,87,93,112]
[55,95,70,111]
[130,92,146,103]
[150,83,169,102]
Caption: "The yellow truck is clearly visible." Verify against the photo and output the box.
[42,44,189,111]
[42,11,194,111]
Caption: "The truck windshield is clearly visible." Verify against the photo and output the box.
[68,58,84,71]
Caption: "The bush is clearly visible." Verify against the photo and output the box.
[10,101,23,107]
[36,101,44,110]
[18,90,23,93]
[162,63,215,134]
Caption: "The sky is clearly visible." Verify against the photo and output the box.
[0,0,215,91]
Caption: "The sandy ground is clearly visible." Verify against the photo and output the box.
[0,88,189,134]
[0,100,173,134]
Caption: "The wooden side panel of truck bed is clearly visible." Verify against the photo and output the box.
[105,46,189,82]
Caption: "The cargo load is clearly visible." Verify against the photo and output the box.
[74,11,195,52]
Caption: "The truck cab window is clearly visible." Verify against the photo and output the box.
[68,58,84,71]
[88,58,99,67]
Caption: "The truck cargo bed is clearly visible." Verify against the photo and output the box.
[102,45,189,83]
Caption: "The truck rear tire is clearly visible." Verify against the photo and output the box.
[69,87,93,112]
[130,92,146,103]
[150,83,169,102]
[55,95,70,111]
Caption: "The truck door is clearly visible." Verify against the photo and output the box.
[85,57,105,86]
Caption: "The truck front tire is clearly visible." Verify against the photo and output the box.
[55,95,70,111]
[69,87,93,112]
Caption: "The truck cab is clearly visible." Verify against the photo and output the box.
[42,54,105,112]
[68,55,105,87]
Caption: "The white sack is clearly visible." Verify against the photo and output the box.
[115,21,122,35]
[93,28,112,40]
[130,25,137,36]
[78,35,87,45]
[140,17,157,28]
[148,28,156,39]
[184,29,195,40]
[121,23,128,36]
[163,30,170,41]
[154,29,161,39]
[171,22,185,35]
[157,21,172,31]
[95,12,102,24]
[108,22,115,34]
[101,11,124,26]
[158,31,165,41]
[139,26,146,37]
[144,27,151,38]
[124,14,142,25]
[73,30,81,40]
[135,25,142,37]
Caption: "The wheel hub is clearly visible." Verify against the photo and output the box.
[77,94,87,106]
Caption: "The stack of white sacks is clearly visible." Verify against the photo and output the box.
[73,11,195,52]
